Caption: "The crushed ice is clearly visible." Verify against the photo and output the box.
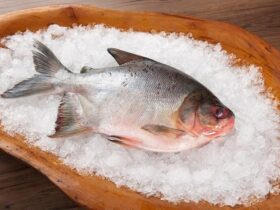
[0,24,279,206]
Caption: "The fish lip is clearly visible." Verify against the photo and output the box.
[203,115,235,138]
[175,111,235,139]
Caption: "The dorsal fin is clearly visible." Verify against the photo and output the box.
[107,48,150,65]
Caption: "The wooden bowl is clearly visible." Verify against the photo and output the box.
[0,4,279,210]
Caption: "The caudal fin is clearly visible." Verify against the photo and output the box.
[32,40,71,75]
[1,75,53,98]
[1,40,71,98]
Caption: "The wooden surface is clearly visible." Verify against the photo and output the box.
[0,152,81,210]
[0,1,279,210]
[0,0,279,50]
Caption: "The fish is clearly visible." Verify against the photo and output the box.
[1,40,235,152]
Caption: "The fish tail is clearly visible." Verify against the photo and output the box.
[1,74,54,98]
[1,40,72,98]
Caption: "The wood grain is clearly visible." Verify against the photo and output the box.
[0,0,279,50]
[0,1,279,210]
[0,152,81,210]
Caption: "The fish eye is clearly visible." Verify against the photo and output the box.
[215,107,228,119]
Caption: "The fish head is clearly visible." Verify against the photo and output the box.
[176,90,235,139]
[196,99,235,139]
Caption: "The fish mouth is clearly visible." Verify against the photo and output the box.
[176,114,235,139]
[201,115,235,139]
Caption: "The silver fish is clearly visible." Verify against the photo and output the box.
[1,40,235,152]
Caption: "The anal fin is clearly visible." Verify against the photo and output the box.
[49,93,91,138]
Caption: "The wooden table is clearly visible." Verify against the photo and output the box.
[0,1,279,209]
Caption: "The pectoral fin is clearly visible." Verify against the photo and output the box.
[107,48,151,65]
[142,124,185,138]
[103,134,141,148]
[49,93,91,138]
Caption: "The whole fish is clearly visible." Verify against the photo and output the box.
[1,41,235,152]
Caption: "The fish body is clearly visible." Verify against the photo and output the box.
[1,41,235,152]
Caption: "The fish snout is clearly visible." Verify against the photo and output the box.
[203,113,235,139]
